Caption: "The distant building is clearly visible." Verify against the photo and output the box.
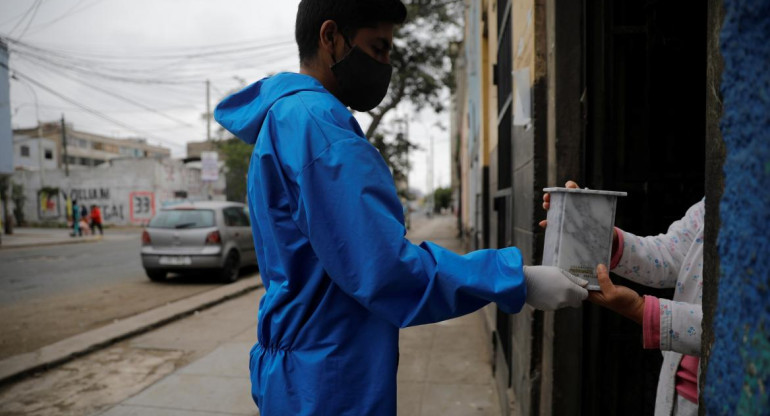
[186,140,218,159]
[12,135,58,171]
[12,157,226,226]
[12,122,171,171]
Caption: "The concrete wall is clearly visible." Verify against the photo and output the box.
[10,158,225,226]
[703,0,770,413]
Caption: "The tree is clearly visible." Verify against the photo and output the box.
[370,132,418,200]
[0,176,11,234]
[364,0,462,138]
[433,186,452,213]
[216,138,252,203]
[11,182,25,226]
[364,1,462,197]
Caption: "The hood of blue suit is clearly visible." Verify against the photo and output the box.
[214,73,329,144]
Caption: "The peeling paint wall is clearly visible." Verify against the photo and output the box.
[703,0,770,413]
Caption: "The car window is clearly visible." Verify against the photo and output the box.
[241,207,252,226]
[149,209,215,229]
[223,207,249,227]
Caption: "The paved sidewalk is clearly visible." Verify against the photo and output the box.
[93,214,501,416]
[0,227,104,249]
[0,277,261,384]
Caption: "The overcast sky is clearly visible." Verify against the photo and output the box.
[0,0,451,195]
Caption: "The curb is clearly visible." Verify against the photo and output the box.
[0,235,103,250]
[0,276,262,385]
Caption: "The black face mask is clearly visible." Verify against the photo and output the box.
[331,43,393,112]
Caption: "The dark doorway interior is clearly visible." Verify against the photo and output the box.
[582,1,707,415]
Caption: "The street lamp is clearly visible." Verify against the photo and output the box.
[11,74,45,185]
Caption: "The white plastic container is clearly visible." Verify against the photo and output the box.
[542,187,627,290]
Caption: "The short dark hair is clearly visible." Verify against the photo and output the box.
[295,0,407,64]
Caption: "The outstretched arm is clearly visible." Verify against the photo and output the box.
[611,201,704,289]
[297,138,587,326]
[588,265,701,355]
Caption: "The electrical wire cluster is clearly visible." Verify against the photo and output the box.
[2,24,298,151]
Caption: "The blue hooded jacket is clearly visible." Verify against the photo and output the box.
[215,72,526,415]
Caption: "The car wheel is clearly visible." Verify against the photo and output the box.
[146,269,167,282]
[219,251,240,283]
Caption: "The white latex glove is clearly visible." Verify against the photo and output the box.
[523,266,589,311]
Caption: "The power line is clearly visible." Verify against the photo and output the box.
[20,59,199,128]
[11,44,298,86]
[4,63,186,150]
[16,0,44,39]
[6,37,297,86]
[24,0,110,36]
[7,0,44,37]
[5,36,294,62]
[0,5,35,27]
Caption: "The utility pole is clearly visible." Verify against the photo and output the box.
[38,120,44,187]
[428,134,434,213]
[396,116,411,198]
[206,79,211,141]
[38,136,44,187]
[61,114,69,177]
[404,119,410,198]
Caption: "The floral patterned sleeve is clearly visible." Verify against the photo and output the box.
[611,203,703,289]
[658,299,702,356]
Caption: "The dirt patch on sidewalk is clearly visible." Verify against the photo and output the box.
[0,347,188,416]
[0,278,220,360]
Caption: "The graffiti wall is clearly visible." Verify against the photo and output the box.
[11,158,225,226]
[66,187,126,222]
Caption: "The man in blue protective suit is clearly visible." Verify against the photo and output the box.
[214,1,589,414]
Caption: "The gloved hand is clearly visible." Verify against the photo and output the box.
[523,265,589,310]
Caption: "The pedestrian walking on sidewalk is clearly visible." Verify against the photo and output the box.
[71,199,82,237]
[90,205,103,235]
[214,1,588,414]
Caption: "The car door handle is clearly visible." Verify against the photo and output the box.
[234,232,240,237]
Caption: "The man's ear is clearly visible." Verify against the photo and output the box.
[319,20,338,57]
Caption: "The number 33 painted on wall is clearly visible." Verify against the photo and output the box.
[130,192,155,223]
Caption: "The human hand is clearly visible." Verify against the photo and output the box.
[523,265,589,311]
[539,180,579,229]
[587,264,644,324]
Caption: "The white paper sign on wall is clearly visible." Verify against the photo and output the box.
[201,151,219,182]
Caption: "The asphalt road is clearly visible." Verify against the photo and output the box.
[0,231,146,305]
[0,230,255,359]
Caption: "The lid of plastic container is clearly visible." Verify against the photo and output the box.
[543,187,627,197]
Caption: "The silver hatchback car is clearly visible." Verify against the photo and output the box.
[140,201,257,283]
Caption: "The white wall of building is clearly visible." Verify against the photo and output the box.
[11,158,226,226]
[13,135,59,171]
